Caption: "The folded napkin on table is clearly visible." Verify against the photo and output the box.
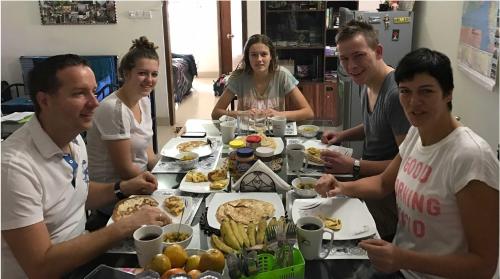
[233,160,291,192]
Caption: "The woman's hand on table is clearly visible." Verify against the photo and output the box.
[263,108,283,118]
[315,174,342,197]
[321,150,354,174]
[359,239,403,273]
[121,171,158,196]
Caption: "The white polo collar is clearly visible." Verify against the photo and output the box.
[28,116,80,160]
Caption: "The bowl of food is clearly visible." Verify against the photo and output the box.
[176,152,199,170]
[291,177,318,198]
[298,125,320,138]
[163,223,193,249]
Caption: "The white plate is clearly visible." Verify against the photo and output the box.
[232,136,284,155]
[207,192,285,229]
[106,194,194,226]
[179,169,229,193]
[302,139,354,166]
[292,198,377,240]
[160,138,213,158]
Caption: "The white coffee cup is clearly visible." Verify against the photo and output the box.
[220,120,236,144]
[133,225,164,268]
[271,116,286,137]
[296,216,334,260]
[286,143,308,172]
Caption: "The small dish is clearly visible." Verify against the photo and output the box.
[291,177,318,198]
[176,152,199,170]
[162,223,193,248]
[298,125,319,138]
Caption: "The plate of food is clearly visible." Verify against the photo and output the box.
[302,140,354,166]
[179,168,229,193]
[234,134,284,155]
[207,192,285,229]
[107,194,193,226]
[161,138,212,158]
[291,198,377,240]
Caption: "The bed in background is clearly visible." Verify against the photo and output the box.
[172,53,197,103]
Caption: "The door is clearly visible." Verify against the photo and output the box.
[218,1,244,75]
[218,1,233,75]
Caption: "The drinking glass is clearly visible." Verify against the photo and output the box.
[252,110,267,134]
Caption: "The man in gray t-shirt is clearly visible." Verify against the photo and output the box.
[319,21,410,241]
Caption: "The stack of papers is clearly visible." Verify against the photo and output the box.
[2,111,34,123]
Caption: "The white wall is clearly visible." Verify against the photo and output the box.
[413,1,499,150]
[1,1,170,122]
[168,0,218,76]
[246,1,261,36]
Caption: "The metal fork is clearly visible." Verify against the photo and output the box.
[298,200,323,210]
[206,138,213,149]
[265,225,277,243]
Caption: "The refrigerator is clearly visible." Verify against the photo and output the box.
[337,8,414,158]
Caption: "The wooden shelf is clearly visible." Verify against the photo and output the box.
[267,9,325,13]
[276,46,324,50]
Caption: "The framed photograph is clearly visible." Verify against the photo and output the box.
[39,1,117,25]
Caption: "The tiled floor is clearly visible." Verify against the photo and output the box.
[156,77,219,149]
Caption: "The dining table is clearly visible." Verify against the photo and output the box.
[70,119,405,279]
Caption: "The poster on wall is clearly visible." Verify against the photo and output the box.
[39,1,117,25]
[457,1,499,91]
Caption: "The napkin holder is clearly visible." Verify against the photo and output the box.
[233,160,291,193]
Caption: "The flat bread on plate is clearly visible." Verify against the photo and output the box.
[216,199,275,225]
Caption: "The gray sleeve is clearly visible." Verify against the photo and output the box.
[279,66,298,96]
[226,73,243,98]
[386,87,410,136]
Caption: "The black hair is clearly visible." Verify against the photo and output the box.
[395,48,454,111]
[234,34,277,75]
[336,20,379,49]
[118,36,159,80]
[28,54,90,114]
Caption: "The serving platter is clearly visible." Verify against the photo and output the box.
[292,198,377,240]
[106,193,193,227]
[302,139,354,166]
[231,136,284,155]
[206,192,285,229]
[160,138,213,158]
[179,169,229,194]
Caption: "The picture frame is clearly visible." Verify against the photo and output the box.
[39,1,117,25]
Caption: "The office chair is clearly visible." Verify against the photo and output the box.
[1,81,25,102]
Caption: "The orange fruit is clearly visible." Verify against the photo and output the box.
[161,267,186,279]
[198,248,225,273]
[184,255,201,272]
[187,269,202,279]
[150,253,171,275]
[163,244,188,268]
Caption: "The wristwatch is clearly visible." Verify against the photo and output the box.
[114,180,127,200]
[353,159,361,179]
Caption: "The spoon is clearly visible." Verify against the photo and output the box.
[176,199,187,238]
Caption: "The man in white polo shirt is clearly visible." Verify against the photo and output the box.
[1,54,171,279]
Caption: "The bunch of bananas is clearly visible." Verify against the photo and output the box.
[210,217,285,254]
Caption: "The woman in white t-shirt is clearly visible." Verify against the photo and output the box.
[211,34,313,121]
[315,48,498,279]
[87,36,159,198]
